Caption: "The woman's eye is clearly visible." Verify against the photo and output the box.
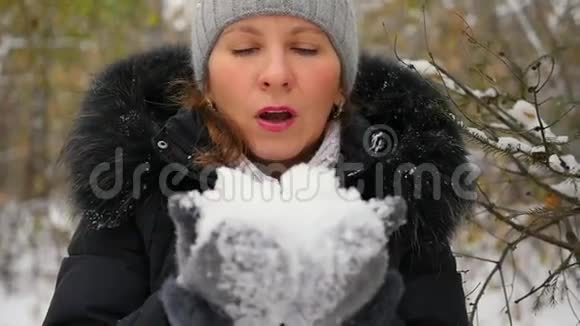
[232,48,258,56]
[231,47,318,56]
[293,48,318,55]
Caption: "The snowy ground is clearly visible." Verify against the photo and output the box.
[0,200,71,326]
[0,277,56,326]
[0,245,63,326]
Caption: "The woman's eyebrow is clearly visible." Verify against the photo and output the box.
[290,26,324,35]
[222,25,261,36]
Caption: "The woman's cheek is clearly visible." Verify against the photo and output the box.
[301,62,340,93]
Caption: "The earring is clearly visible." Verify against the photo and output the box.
[208,101,217,113]
[331,101,344,120]
[203,96,217,113]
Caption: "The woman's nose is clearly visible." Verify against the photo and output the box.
[258,51,293,92]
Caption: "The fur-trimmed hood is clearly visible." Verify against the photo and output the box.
[63,45,473,243]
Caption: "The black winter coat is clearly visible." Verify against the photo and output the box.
[43,45,474,326]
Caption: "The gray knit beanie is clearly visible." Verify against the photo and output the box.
[191,0,359,94]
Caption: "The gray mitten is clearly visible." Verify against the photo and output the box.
[167,193,293,326]
[159,194,234,326]
[160,278,234,326]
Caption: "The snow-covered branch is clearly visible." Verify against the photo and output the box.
[402,42,580,324]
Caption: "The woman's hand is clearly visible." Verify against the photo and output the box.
[159,194,234,326]
[160,278,234,326]
[166,193,294,325]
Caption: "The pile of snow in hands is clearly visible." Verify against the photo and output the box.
[171,164,407,326]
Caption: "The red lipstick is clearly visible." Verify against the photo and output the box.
[256,106,297,132]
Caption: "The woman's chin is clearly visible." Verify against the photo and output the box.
[248,147,304,167]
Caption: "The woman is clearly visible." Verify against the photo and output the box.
[44,1,473,325]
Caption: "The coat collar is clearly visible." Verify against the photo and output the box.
[63,45,473,242]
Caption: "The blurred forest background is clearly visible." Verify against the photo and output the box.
[0,0,579,325]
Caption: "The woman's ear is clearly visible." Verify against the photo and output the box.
[334,90,346,106]
[202,76,212,99]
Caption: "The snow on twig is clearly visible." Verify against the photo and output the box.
[403,59,498,98]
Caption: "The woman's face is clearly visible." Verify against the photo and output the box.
[207,15,344,166]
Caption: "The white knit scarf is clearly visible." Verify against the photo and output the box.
[233,121,342,183]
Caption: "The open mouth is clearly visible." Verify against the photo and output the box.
[256,106,297,132]
[258,111,295,121]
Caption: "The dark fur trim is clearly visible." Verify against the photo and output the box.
[63,45,473,241]
[63,46,192,228]
[352,55,474,244]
